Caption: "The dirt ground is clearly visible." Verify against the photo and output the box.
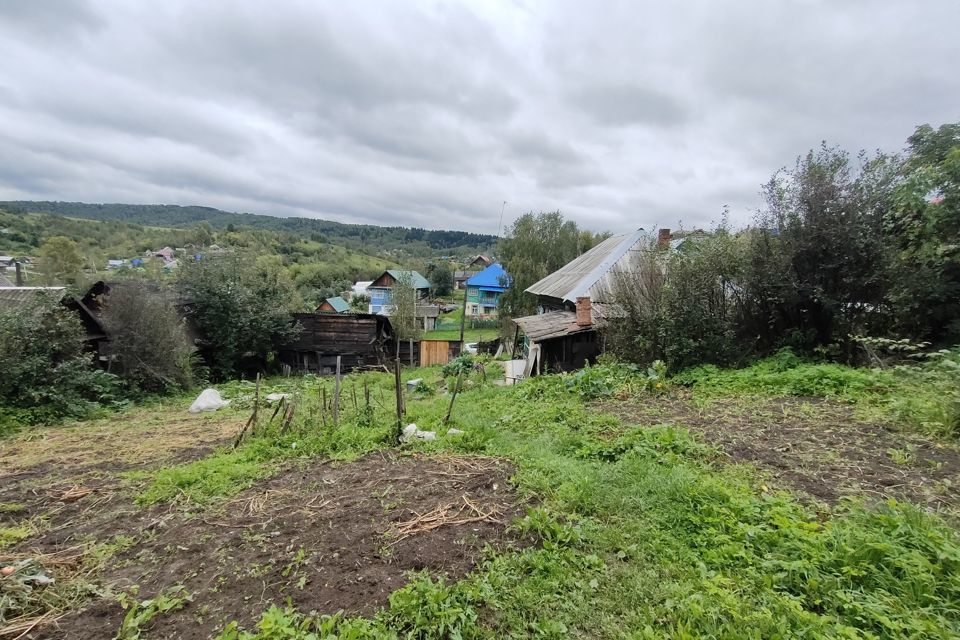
[604,390,960,513]
[1,410,520,639]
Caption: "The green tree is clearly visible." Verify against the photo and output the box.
[177,255,302,380]
[887,122,960,343]
[37,235,85,285]
[390,271,422,347]
[497,212,587,320]
[425,262,454,297]
[744,144,900,355]
[607,225,746,370]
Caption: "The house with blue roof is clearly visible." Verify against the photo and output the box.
[465,262,510,317]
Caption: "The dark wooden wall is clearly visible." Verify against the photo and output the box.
[279,313,391,374]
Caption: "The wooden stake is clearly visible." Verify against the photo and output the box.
[233,373,261,448]
[394,358,404,443]
[333,355,342,427]
[458,288,468,348]
[443,370,463,425]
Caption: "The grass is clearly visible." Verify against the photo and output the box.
[195,360,960,638]
[8,354,960,638]
[675,348,960,437]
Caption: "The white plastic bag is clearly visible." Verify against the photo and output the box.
[188,388,231,414]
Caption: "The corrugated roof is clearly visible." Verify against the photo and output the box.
[322,296,350,313]
[378,270,431,290]
[0,287,66,307]
[513,311,594,342]
[525,229,650,304]
[465,263,510,290]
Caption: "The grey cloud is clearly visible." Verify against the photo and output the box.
[0,0,957,235]
[569,84,688,127]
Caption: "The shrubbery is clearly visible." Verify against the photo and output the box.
[0,295,123,430]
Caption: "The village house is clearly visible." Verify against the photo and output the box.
[454,254,494,289]
[464,262,510,317]
[513,228,677,374]
[316,296,350,313]
[367,270,430,314]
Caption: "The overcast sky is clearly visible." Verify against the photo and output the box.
[0,1,956,235]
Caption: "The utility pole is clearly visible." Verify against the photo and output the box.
[496,201,507,237]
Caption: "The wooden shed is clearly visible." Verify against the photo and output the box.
[279,313,394,374]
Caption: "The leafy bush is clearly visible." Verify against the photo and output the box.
[0,294,123,426]
[100,282,197,394]
[178,254,302,380]
[564,360,667,400]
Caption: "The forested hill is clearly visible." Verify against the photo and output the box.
[0,201,496,255]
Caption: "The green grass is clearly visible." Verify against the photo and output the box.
[198,361,960,639]
[675,348,960,437]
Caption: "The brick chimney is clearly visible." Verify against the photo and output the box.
[658,228,671,248]
[575,296,592,327]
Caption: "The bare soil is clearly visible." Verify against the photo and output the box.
[7,450,519,640]
[603,390,960,513]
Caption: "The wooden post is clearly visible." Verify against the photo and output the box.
[364,379,370,411]
[321,386,328,428]
[351,385,358,411]
[511,325,520,358]
[233,373,261,448]
[409,338,414,368]
[443,371,463,425]
[458,289,468,348]
[394,358,404,443]
[332,356,341,427]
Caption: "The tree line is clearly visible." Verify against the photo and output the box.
[497,123,960,370]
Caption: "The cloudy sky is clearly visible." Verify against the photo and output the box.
[0,1,956,234]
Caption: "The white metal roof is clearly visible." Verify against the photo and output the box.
[524,229,650,304]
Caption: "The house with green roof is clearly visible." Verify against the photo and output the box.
[367,269,431,315]
[316,296,350,314]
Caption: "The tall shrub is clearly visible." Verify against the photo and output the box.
[0,294,120,425]
[100,283,197,393]
[177,255,301,380]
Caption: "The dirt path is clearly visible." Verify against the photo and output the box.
[604,391,960,514]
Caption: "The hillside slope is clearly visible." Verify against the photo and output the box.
[0,201,496,257]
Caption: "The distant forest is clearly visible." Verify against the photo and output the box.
[0,201,497,256]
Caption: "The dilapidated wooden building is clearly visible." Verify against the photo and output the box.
[278,312,394,374]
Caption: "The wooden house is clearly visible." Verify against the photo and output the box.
[278,312,394,374]
[513,229,655,374]
[465,262,510,317]
[316,296,350,313]
[367,270,430,315]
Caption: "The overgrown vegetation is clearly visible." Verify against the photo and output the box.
[676,347,960,437]
[100,283,197,394]
[604,122,960,371]
[0,293,122,430]
[174,362,960,638]
[177,255,302,380]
